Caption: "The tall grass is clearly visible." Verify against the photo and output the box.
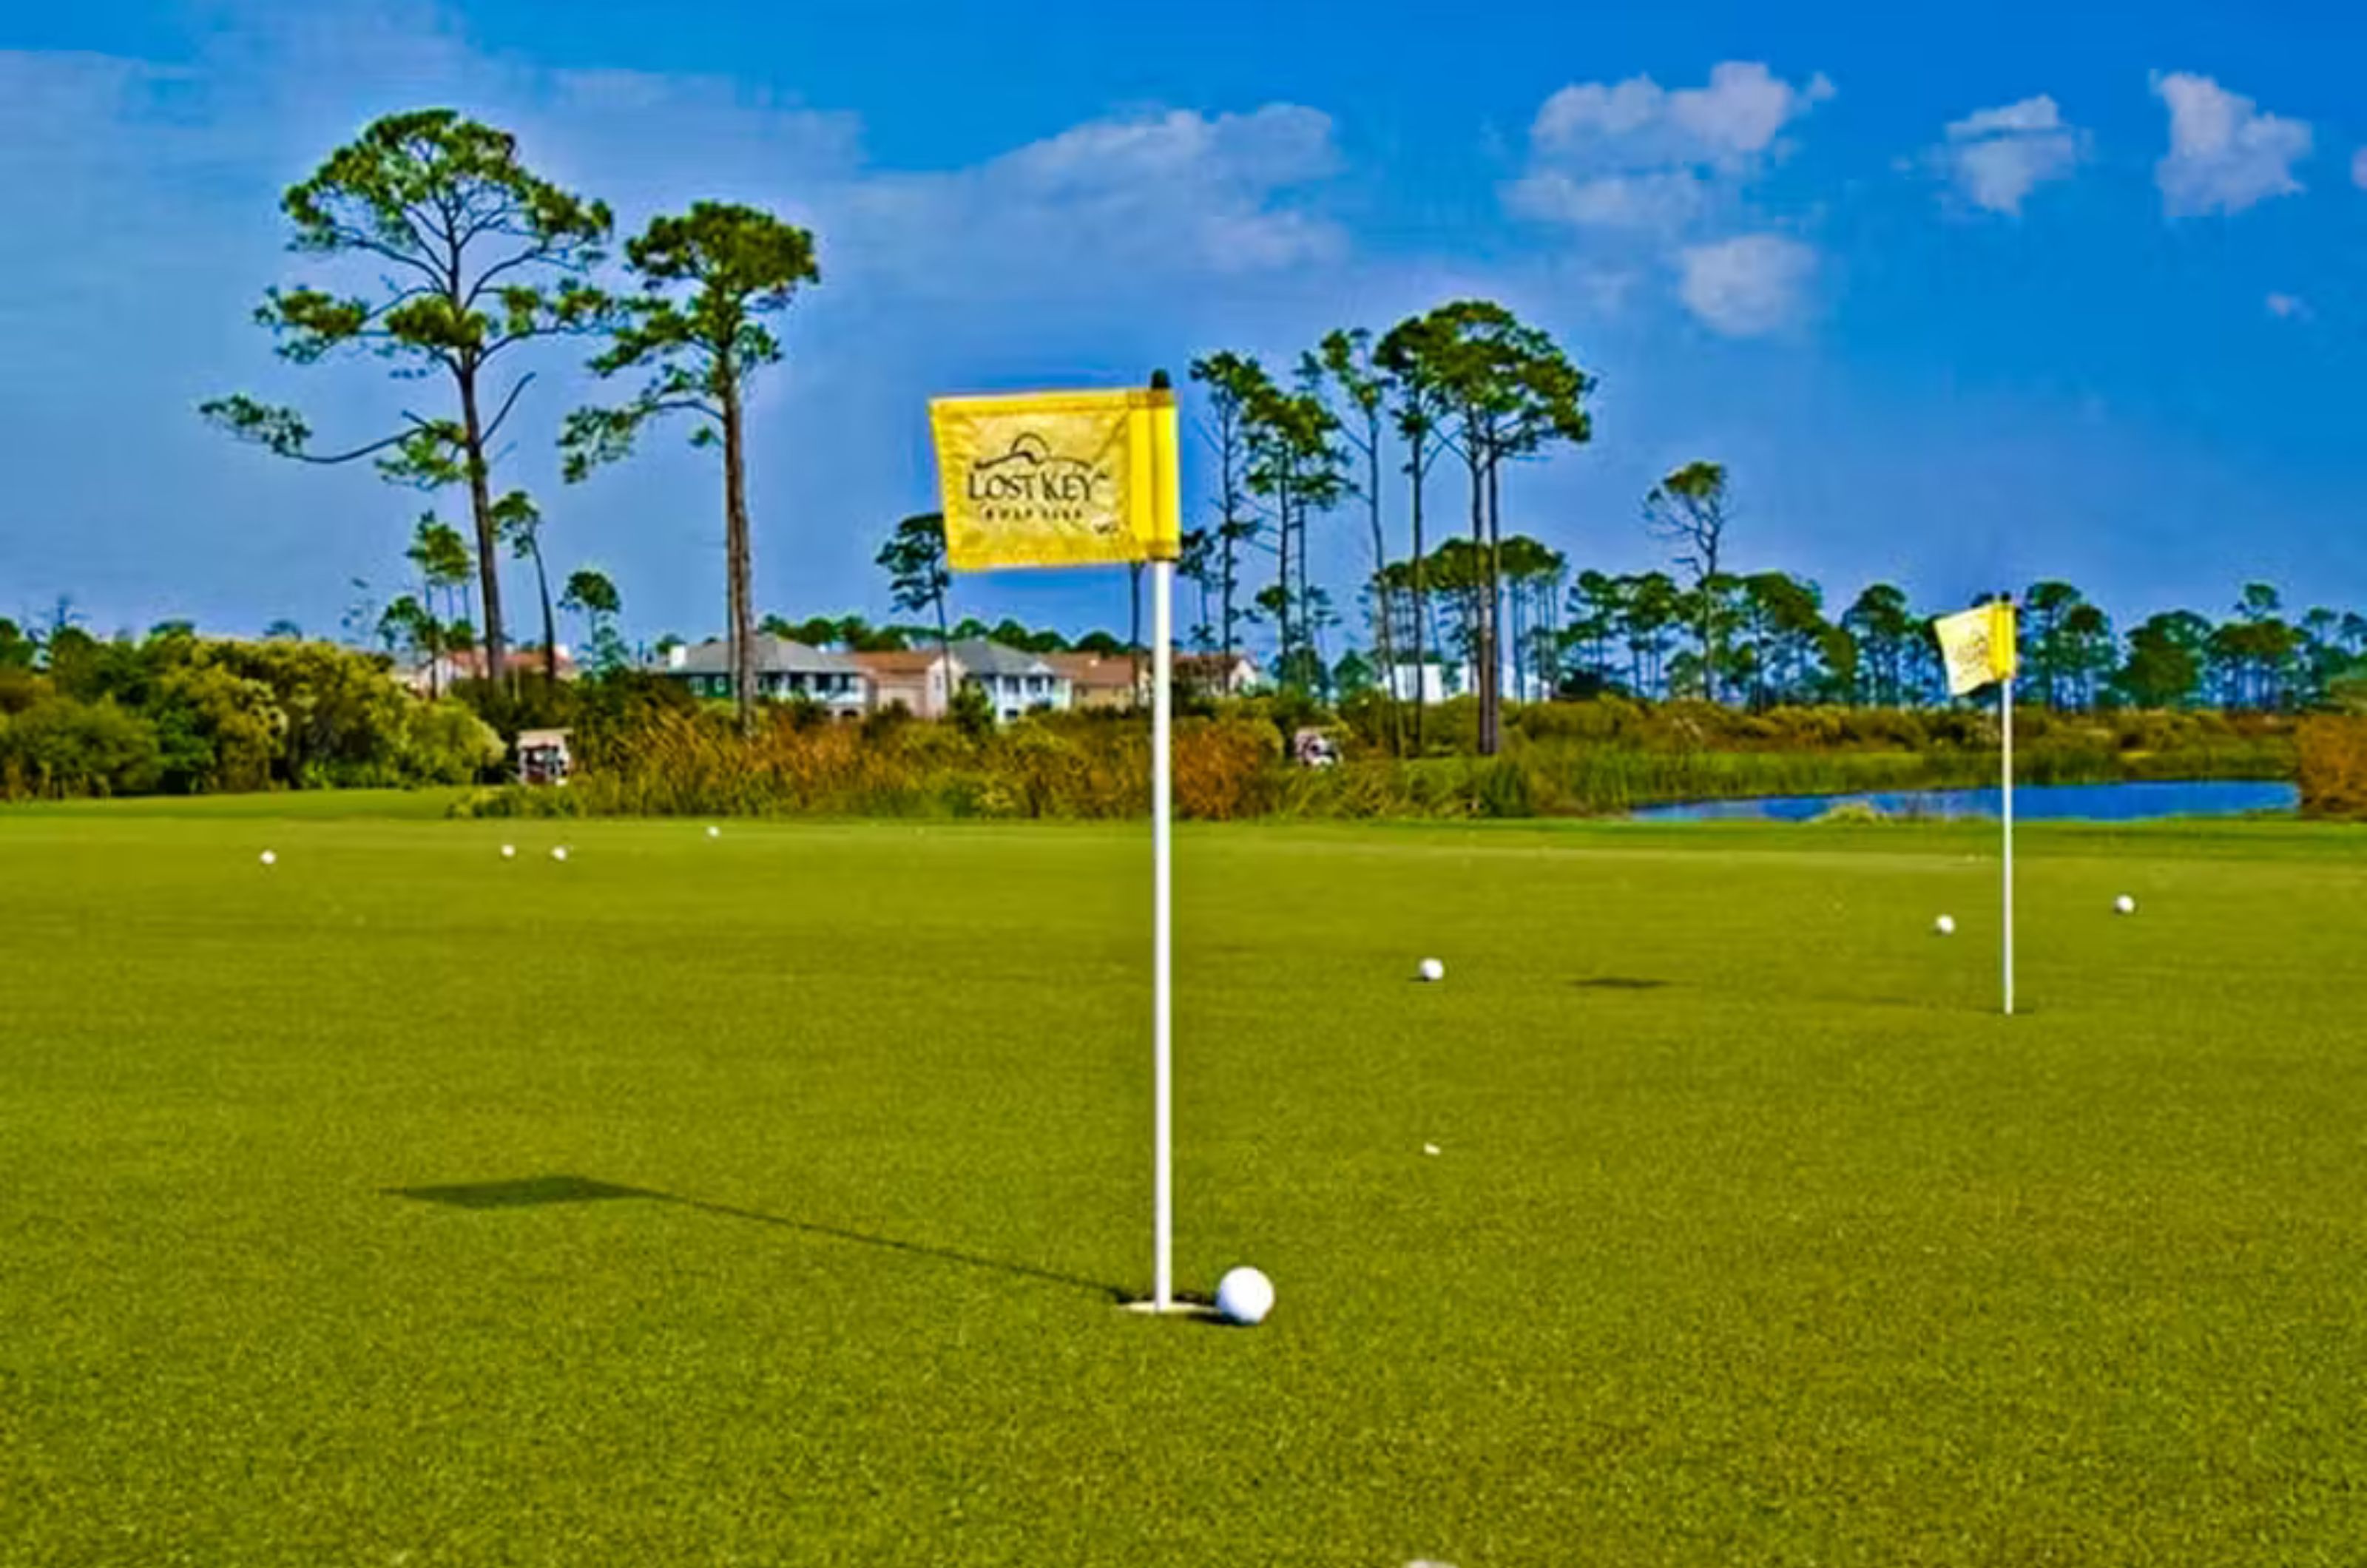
[2298,717,2367,819]
[460,707,1150,820]
[453,697,2297,823]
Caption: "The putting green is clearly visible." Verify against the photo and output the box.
[4,801,2363,1564]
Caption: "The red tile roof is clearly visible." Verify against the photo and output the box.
[1044,652,1142,689]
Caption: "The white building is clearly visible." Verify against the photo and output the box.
[948,638,1070,720]
[656,636,869,717]
[1382,660,1554,704]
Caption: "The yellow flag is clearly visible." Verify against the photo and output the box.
[1934,601,2018,696]
[929,388,1181,572]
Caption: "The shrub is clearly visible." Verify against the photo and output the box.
[861,703,913,744]
[0,668,44,717]
[1172,717,1277,821]
[448,784,581,820]
[1472,757,1535,819]
[402,700,506,785]
[2298,717,2367,820]
[151,663,283,793]
[0,697,162,798]
[950,683,994,739]
[447,674,574,735]
[196,640,412,787]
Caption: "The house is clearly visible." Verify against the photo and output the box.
[656,636,869,717]
[399,644,576,697]
[851,648,956,719]
[1381,660,1558,704]
[948,638,1070,720]
[1044,651,1144,710]
[1172,651,1265,697]
[1382,661,1460,706]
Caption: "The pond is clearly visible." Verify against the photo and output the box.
[1630,778,2299,824]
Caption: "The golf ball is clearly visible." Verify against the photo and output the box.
[706,825,721,839]
[550,846,569,862]
[258,850,277,867]
[500,844,516,859]
[1418,958,1445,983]
[2115,894,2136,915]
[1934,914,1956,936]
[1215,1265,1275,1326]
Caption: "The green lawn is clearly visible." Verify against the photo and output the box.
[4,802,2364,1565]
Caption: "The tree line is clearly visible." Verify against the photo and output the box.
[849,509,2360,716]
[1177,308,1592,756]
[195,110,1609,754]
[0,619,502,798]
[183,107,2361,751]
[202,109,814,739]
[1157,339,2364,732]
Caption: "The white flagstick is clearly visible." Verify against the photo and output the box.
[1151,556,1175,1310]
[2002,670,2015,1017]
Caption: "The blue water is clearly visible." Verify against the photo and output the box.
[1632,779,2298,824]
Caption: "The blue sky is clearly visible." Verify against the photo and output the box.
[2,0,2363,651]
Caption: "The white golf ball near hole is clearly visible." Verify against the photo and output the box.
[1215,1265,1274,1326]
[706,825,720,839]
[500,844,516,859]
[258,850,276,866]
[2115,894,2136,915]
[550,846,569,862]
[1418,958,1445,982]
[1934,914,1956,936]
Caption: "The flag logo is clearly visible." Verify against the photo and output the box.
[931,388,1180,572]
[1934,601,2018,696]
[965,433,1116,527]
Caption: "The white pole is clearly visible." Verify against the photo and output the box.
[2002,672,2015,1017]
[1151,558,1175,1309]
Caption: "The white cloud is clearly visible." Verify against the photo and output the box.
[1669,64,1837,155]
[2152,72,2312,217]
[1932,95,2085,214]
[1532,61,1833,165]
[1676,234,1815,337]
[1950,98,2062,139]
[1508,61,1831,335]
[1505,168,1705,230]
[499,78,1350,294]
[840,106,1343,288]
[2266,292,2311,320]
[1511,61,1833,234]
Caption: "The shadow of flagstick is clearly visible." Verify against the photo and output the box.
[649,1192,1130,1301]
[386,1175,1129,1302]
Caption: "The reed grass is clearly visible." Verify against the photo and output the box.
[455,700,2296,822]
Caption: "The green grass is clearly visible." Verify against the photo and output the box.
[4,802,2366,1565]
[2,785,471,821]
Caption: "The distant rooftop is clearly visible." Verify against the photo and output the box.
[1044,652,1141,687]
[848,649,948,676]
[948,638,1056,678]
[661,635,860,675]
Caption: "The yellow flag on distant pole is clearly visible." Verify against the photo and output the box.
[1933,600,2017,697]
[928,379,1187,1312]
[928,388,1181,572]
[1934,597,2020,1016]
